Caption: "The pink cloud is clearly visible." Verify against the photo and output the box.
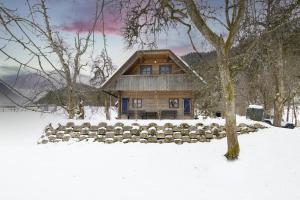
[60,12,122,35]
[170,44,193,56]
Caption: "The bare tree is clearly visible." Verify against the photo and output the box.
[91,49,116,120]
[118,0,245,159]
[242,0,300,126]
[0,0,104,118]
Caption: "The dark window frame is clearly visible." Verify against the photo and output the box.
[132,98,142,108]
[159,65,172,74]
[140,65,152,75]
[169,98,179,108]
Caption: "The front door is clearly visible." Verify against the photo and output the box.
[122,98,129,114]
[183,98,191,115]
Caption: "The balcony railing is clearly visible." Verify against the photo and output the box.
[112,74,194,91]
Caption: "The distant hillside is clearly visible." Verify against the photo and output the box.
[0,82,28,106]
[37,83,110,106]
[0,70,93,106]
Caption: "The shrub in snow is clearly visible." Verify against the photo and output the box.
[81,127,89,135]
[131,122,140,127]
[104,138,115,144]
[88,131,97,138]
[44,123,53,132]
[174,139,183,145]
[114,135,123,142]
[114,122,124,127]
[164,127,173,135]
[196,122,204,127]
[90,126,99,132]
[48,135,56,142]
[131,135,139,142]
[205,130,213,139]
[122,138,131,143]
[157,130,165,139]
[189,130,198,139]
[41,139,48,144]
[66,122,75,128]
[98,127,106,135]
[123,130,132,139]
[105,131,114,138]
[164,123,173,128]
[123,126,132,131]
[147,135,157,143]
[148,123,157,128]
[96,135,105,142]
[45,129,53,136]
[82,122,91,128]
[114,126,123,135]
[140,130,148,139]
[211,127,219,136]
[106,125,114,131]
[173,132,182,139]
[165,135,174,143]
[62,134,71,141]
[131,126,140,135]
[148,126,157,135]
[79,135,88,141]
[191,139,198,143]
[140,138,147,143]
[181,128,189,136]
[98,122,107,128]
[179,123,190,129]
[182,136,191,143]
[56,131,65,139]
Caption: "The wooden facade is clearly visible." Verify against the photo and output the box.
[101,49,202,119]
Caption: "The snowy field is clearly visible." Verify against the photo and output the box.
[0,108,300,200]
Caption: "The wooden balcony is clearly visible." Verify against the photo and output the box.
[111,74,195,91]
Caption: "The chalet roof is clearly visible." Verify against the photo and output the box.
[101,49,206,90]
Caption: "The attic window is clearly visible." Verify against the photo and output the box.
[159,65,172,74]
[140,65,152,75]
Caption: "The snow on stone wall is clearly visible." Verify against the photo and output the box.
[38,122,267,144]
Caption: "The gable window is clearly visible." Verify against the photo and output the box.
[169,98,179,108]
[140,65,152,75]
[132,98,142,108]
[159,65,172,74]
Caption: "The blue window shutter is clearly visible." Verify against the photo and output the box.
[183,98,191,114]
[122,98,128,114]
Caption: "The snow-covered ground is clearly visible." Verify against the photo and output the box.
[0,108,300,200]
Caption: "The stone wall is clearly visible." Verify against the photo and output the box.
[38,122,267,145]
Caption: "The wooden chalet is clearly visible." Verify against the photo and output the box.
[101,49,203,119]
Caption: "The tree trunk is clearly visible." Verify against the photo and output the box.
[272,41,285,127]
[286,96,290,122]
[67,85,77,119]
[104,94,111,120]
[293,97,297,127]
[217,49,239,160]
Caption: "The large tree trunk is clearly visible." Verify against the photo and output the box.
[272,41,285,127]
[104,94,111,120]
[293,97,297,127]
[67,85,77,119]
[217,49,239,160]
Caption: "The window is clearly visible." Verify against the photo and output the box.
[140,65,152,75]
[159,65,172,74]
[169,98,179,108]
[132,98,142,108]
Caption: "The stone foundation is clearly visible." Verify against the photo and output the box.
[37,122,267,145]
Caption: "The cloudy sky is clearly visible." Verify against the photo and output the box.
[0,0,221,77]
